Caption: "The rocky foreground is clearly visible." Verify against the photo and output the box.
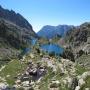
[0,53,90,90]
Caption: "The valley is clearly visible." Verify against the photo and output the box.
[0,5,90,90]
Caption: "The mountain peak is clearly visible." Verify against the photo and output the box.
[0,5,32,30]
[37,25,74,39]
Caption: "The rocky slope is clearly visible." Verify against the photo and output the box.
[60,22,90,70]
[0,51,90,90]
[64,22,90,54]
[0,26,90,90]
[0,5,90,90]
[0,6,37,60]
[0,5,33,31]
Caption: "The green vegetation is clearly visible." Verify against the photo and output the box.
[38,37,49,45]
[0,59,10,67]
[39,67,55,90]
[76,54,90,71]
[80,76,90,90]
[75,65,88,75]
[0,59,27,85]
[39,66,68,90]
[51,35,61,44]
[77,54,90,63]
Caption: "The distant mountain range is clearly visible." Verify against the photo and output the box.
[37,25,74,39]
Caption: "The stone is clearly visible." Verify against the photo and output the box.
[50,80,60,88]
[85,88,90,90]
[0,83,8,90]
[81,71,90,80]
[6,75,10,78]
[66,77,73,88]
[21,56,26,61]
[60,67,65,75]
[15,80,21,84]
[25,71,29,75]
[62,80,67,85]
[49,88,59,90]
[75,86,80,90]
[78,78,85,86]
[61,59,66,63]
[30,53,34,59]
[30,80,35,86]
[22,81,30,87]
[13,84,21,88]
[81,72,89,79]
[77,75,81,79]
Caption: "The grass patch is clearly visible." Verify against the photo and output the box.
[75,65,88,75]
[39,67,55,90]
[80,76,90,90]
[39,67,65,90]
[76,55,90,69]
[0,59,27,85]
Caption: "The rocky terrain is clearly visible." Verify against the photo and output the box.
[62,22,90,67]
[0,50,90,90]
[0,6,37,64]
[0,5,90,90]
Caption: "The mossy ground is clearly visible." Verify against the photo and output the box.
[0,59,27,85]
[75,65,88,75]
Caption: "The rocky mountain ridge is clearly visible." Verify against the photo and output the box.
[64,22,90,54]
[0,5,33,30]
[0,6,37,60]
[37,25,74,39]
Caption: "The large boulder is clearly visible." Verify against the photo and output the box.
[22,81,30,87]
[81,71,90,79]
[0,83,8,90]
[49,80,60,88]
[75,86,80,90]
[78,78,85,87]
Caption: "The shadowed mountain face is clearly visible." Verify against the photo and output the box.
[63,22,90,58]
[37,25,74,39]
[0,6,37,59]
[0,6,32,30]
[65,22,90,46]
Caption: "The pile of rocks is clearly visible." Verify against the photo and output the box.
[61,71,90,90]
[59,59,90,90]
[14,61,46,89]
[42,57,57,72]
[58,59,76,76]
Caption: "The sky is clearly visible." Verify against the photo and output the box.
[0,0,90,32]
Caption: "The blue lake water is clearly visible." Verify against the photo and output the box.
[40,44,64,55]
[31,38,37,46]
[22,38,37,55]
[22,48,31,55]
[22,38,64,56]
